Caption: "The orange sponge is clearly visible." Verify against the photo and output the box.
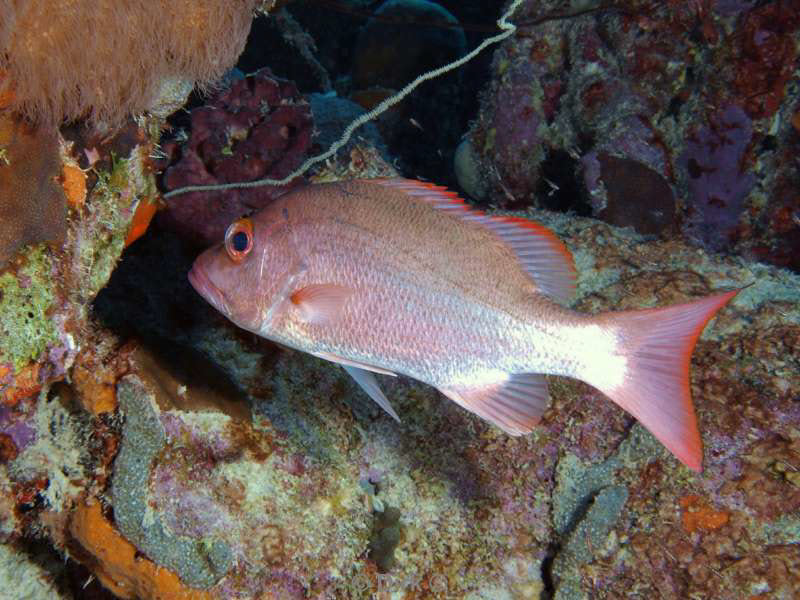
[70,501,213,600]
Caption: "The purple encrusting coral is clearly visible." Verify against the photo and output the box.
[161,68,313,245]
[0,405,35,453]
[714,0,756,18]
[680,105,755,251]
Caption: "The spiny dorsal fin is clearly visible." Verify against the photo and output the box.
[372,178,576,304]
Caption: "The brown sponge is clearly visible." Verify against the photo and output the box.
[0,0,259,126]
[0,113,66,264]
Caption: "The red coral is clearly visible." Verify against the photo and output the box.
[161,69,313,245]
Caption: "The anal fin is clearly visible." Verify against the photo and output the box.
[438,373,549,435]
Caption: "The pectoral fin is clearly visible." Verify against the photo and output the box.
[290,284,352,324]
[342,365,400,422]
[438,373,549,435]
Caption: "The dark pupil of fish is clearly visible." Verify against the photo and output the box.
[232,231,249,252]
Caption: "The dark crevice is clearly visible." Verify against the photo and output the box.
[540,541,558,598]
[535,149,593,216]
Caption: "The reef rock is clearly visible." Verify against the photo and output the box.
[71,173,800,597]
[465,0,800,270]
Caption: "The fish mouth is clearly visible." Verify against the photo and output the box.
[188,264,229,314]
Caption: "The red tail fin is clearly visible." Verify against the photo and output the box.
[594,289,740,472]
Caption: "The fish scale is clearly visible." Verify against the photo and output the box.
[283,212,535,383]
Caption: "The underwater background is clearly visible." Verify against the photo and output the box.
[0,0,798,598]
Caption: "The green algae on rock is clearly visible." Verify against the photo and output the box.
[0,246,58,371]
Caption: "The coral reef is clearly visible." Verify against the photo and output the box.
[0,0,260,125]
[0,54,171,600]
[161,69,313,245]
[108,372,372,597]
[733,2,798,119]
[0,1,797,597]
[0,117,159,407]
[81,158,800,596]
[2,186,798,596]
[468,12,566,208]
[463,0,800,270]
[112,376,234,588]
[679,105,755,251]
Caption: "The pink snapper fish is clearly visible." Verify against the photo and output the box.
[188,178,740,471]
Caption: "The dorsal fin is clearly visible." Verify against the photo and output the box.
[372,178,576,304]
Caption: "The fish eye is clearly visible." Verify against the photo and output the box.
[232,231,248,252]
[224,218,254,263]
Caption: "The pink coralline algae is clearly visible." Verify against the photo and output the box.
[161,69,313,245]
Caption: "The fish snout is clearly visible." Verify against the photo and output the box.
[188,262,228,315]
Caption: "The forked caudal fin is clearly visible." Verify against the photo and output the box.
[590,289,741,472]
